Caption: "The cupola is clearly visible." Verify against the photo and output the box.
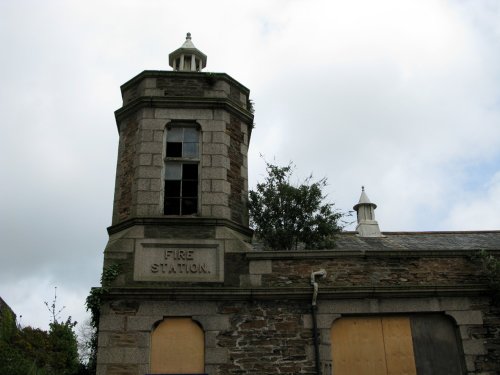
[169,32,207,72]
[353,186,383,237]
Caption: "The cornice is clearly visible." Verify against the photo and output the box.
[101,284,491,302]
[114,96,254,128]
[107,216,254,237]
[119,70,251,94]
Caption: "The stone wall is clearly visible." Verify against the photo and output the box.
[111,72,252,226]
[98,246,500,375]
[255,256,486,288]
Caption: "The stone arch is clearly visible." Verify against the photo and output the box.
[150,317,205,374]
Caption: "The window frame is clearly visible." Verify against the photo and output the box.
[163,121,201,216]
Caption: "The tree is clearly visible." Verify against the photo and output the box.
[249,161,343,250]
[0,288,82,375]
[48,317,79,375]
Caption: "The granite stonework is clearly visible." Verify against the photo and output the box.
[96,40,500,374]
[98,230,500,375]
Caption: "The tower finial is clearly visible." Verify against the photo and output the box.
[362,185,365,192]
[169,33,207,71]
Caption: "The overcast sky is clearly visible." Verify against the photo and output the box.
[1,0,500,331]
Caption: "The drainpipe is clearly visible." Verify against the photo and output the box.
[311,269,327,375]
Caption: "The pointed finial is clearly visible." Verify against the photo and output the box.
[362,185,365,192]
[169,32,207,71]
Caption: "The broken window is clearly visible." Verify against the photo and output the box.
[164,125,200,215]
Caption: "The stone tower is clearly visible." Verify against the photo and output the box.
[97,34,254,374]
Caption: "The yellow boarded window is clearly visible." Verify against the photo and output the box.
[150,317,204,374]
[331,316,417,375]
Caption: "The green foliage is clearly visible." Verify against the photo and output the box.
[84,263,121,374]
[48,318,79,375]
[249,161,343,250]
[0,306,16,342]
[0,310,80,375]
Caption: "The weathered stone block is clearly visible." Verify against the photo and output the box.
[438,297,471,311]
[316,313,341,329]
[155,108,213,120]
[201,119,226,132]
[212,132,230,146]
[137,178,150,191]
[138,141,163,154]
[153,130,164,142]
[105,238,135,253]
[137,166,161,179]
[138,153,152,166]
[462,339,487,355]
[212,205,230,219]
[201,167,226,180]
[150,178,161,191]
[200,156,211,169]
[99,315,126,331]
[139,130,153,142]
[205,347,229,364]
[240,274,262,287]
[213,109,230,122]
[192,315,230,331]
[211,179,230,194]
[379,298,440,313]
[152,154,163,166]
[203,131,212,143]
[203,143,227,156]
[225,238,252,252]
[104,364,138,375]
[137,301,218,316]
[446,310,483,325]
[98,347,149,364]
[203,192,228,206]
[201,205,212,216]
[137,191,160,205]
[211,155,230,169]
[249,260,272,275]
[138,108,155,119]
[464,354,476,371]
[205,331,218,348]
[126,315,162,331]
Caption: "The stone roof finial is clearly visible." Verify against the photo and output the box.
[353,186,383,237]
[169,33,207,72]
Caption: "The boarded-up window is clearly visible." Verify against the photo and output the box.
[331,315,464,375]
[150,318,204,374]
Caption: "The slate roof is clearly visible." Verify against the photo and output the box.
[335,231,500,251]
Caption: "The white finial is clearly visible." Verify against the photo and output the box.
[169,33,207,71]
[353,187,383,237]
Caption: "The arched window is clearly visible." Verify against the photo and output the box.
[150,317,205,374]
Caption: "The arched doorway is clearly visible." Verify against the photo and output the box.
[150,317,205,374]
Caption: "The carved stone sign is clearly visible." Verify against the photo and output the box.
[134,243,223,282]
